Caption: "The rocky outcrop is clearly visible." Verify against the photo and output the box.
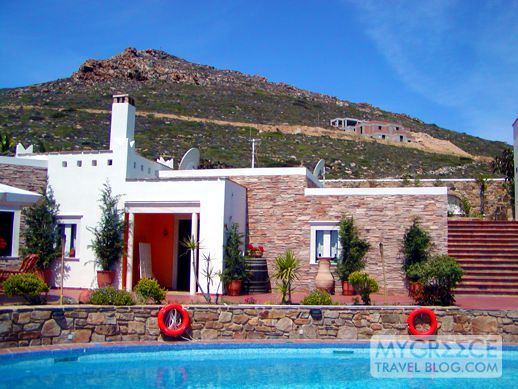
[71,48,342,105]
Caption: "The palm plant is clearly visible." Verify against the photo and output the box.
[181,236,220,303]
[272,250,301,304]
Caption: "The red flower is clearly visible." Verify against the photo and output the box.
[258,245,265,252]
[247,244,254,251]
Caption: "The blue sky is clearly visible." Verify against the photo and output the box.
[1,0,516,144]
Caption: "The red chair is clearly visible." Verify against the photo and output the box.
[0,254,40,283]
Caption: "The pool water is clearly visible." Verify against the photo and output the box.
[0,343,517,388]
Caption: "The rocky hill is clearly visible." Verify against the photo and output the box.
[0,48,510,178]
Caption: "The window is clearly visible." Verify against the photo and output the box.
[92,160,97,167]
[77,160,82,167]
[378,126,382,130]
[58,217,81,258]
[400,135,404,142]
[107,159,113,166]
[381,135,386,140]
[62,161,67,167]
[0,211,14,257]
[309,222,341,264]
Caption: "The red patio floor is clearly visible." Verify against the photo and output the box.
[1,288,516,310]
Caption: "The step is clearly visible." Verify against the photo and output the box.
[448,220,518,225]
[451,254,518,261]
[454,256,518,266]
[454,288,518,295]
[448,229,518,235]
[462,273,518,279]
[458,279,518,290]
[448,230,518,239]
[462,270,518,277]
[448,237,518,247]
[449,247,518,253]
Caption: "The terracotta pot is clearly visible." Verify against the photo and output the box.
[315,257,334,294]
[341,280,355,296]
[408,281,422,297]
[226,280,242,296]
[97,270,115,288]
[35,268,52,287]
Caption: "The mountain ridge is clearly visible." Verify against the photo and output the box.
[0,47,509,178]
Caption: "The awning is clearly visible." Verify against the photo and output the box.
[0,183,41,206]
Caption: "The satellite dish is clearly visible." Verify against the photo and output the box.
[313,159,325,179]
[178,148,200,170]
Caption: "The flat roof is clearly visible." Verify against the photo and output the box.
[159,167,322,187]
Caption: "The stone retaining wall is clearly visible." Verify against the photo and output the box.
[1,305,517,348]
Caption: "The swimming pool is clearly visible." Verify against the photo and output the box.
[0,343,517,388]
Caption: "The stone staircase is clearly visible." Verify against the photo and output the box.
[448,219,518,295]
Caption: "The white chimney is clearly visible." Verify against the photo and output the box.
[109,94,135,150]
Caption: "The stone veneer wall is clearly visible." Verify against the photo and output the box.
[231,175,447,294]
[0,163,48,270]
[1,305,517,348]
[325,179,511,220]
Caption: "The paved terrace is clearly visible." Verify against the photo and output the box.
[1,289,516,310]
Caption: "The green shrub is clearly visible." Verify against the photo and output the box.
[348,271,379,305]
[134,278,166,304]
[336,216,370,281]
[412,255,463,306]
[301,289,332,305]
[22,187,61,269]
[402,218,432,275]
[89,183,125,271]
[3,273,49,304]
[90,286,135,306]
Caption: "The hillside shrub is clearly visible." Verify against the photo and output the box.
[90,286,135,306]
[348,271,379,305]
[301,289,333,305]
[3,273,49,304]
[134,278,166,304]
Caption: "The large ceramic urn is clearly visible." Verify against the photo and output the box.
[315,257,335,294]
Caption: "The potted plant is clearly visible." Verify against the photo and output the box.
[247,244,264,258]
[89,183,125,288]
[272,250,301,304]
[401,218,432,296]
[221,223,249,296]
[348,271,379,305]
[336,216,370,295]
[22,186,61,285]
[410,255,463,306]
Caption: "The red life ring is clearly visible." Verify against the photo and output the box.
[157,304,190,337]
[407,307,438,336]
